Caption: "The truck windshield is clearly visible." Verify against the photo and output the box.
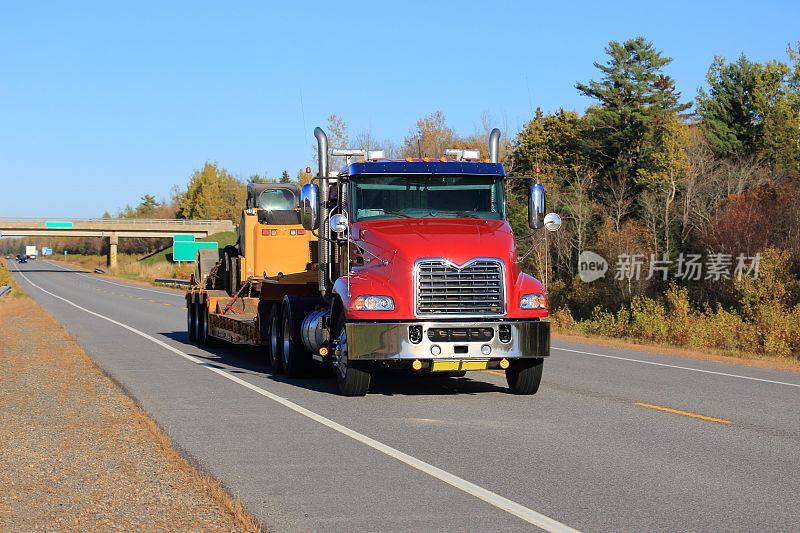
[351,176,505,221]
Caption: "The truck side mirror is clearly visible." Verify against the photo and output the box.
[301,183,319,230]
[528,183,546,229]
[543,212,561,232]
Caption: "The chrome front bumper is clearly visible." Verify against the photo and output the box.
[345,320,550,361]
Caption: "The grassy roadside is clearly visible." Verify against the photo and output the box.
[0,262,261,531]
[552,329,800,374]
[140,231,236,265]
[45,231,235,284]
[51,253,193,283]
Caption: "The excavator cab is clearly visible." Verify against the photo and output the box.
[221,183,316,295]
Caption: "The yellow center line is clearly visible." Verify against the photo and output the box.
[636,402,732,425]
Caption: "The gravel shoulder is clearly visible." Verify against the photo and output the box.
[0,280,260,531]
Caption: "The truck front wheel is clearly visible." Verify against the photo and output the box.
[505,359,544,395]
[331,304,370,396]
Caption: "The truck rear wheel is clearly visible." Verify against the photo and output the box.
[281,302,309,377]
[332,304,370,396]
[505,359,544,395]
[269,305,284,373]
[187,301,197,341]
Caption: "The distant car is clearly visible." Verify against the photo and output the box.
[18,257,27,264]
[4,255,10,259]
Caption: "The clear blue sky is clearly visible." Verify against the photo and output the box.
[1,1,798,218]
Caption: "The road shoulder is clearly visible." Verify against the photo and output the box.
[0,275,259,531]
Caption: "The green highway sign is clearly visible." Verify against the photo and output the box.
[173,241,217,262]
[172,234,196,242]
[45,221,74,229]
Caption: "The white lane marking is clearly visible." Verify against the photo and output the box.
[13,264,577,533]
[45,260,181,297]
[553,346,800,389]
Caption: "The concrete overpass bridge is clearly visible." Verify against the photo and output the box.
[0,218,235,267]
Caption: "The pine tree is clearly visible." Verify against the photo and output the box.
[576,36,690,225]
[577,37,689,176]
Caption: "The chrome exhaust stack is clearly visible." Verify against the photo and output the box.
[314,127,330,295]
[488,128,501,163]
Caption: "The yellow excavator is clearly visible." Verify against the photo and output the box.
[188,182,318,353]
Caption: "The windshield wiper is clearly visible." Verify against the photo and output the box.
[382,210,413,218]
[432,210,480,218]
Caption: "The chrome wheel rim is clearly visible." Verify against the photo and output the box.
[334,327,348,381]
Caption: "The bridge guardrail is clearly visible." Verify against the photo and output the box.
[0,218,232,225]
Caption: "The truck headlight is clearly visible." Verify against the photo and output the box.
[353,295,395,311]
[520,293,546,309]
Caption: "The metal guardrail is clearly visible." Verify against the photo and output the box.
[154,278,190,288]
[0,218,232,226]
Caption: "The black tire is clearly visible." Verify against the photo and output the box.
[332,303,370,396]
[224,252,234,296]
[505,359,544,395]
[187,301,197,341]
[281,302,309,378]
[198,302,216,346]
[196,302,205,343]
[230,256,240,295]
[269,305,284,373]
[259,301,273,368]
[218,252,228,293]
[192,301,202,344]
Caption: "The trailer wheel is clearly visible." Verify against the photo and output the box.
[332,304,370,396]
[192,301,202,344]
[268,305,284,373]
[198,301,215,346]
[259,301,273,368]
[187,300,197,341]
[505,359,544,395]
[281,302,308,377]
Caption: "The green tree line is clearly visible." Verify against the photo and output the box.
[7,36,799,358]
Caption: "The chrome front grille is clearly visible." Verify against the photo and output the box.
[415,259,505,316]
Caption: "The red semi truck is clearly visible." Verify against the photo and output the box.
[187,127,560,396]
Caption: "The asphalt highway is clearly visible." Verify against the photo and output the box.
[10,260,800,532]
